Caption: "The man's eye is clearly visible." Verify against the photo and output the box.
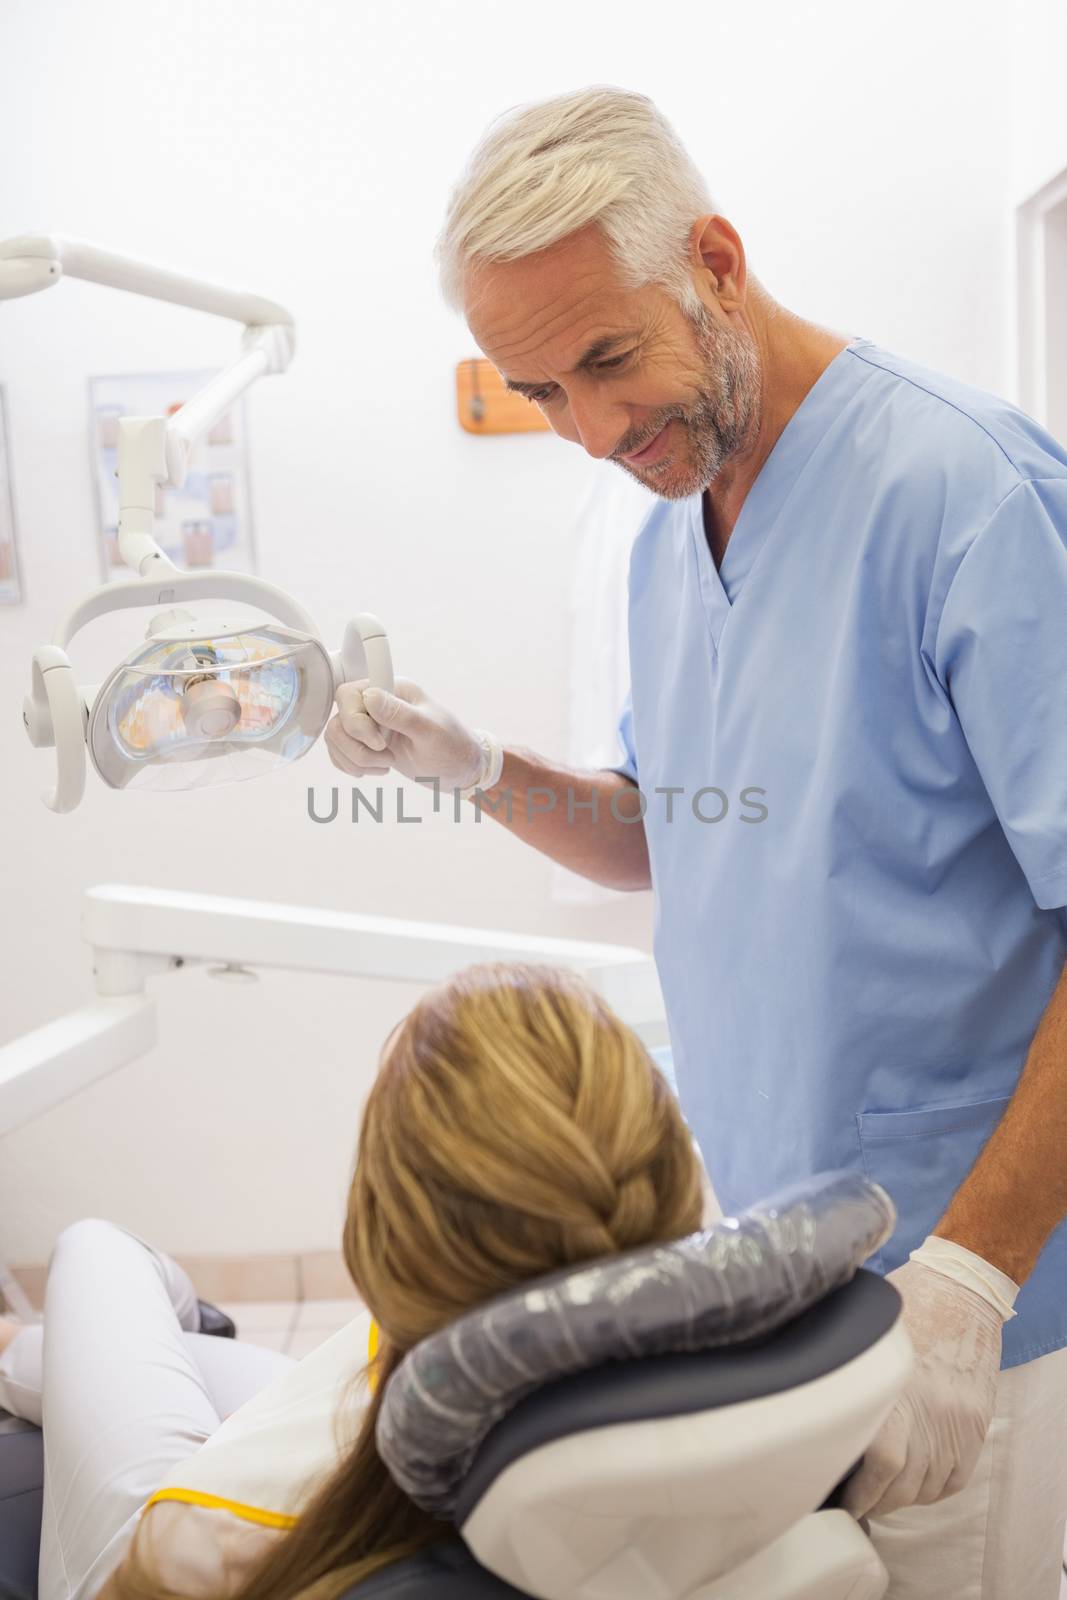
[526,353,631,405]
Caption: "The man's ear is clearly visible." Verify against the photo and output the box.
[689,214,747,310]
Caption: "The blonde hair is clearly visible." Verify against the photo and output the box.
[104,962,703,1600]
[434,86,716,318]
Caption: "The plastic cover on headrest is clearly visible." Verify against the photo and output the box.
[377,1168,895,1518]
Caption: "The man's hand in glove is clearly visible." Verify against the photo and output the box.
[840,1235,1018,1521]
[326,677,503,795]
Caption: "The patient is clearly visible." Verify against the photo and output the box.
[0,961,704,1600]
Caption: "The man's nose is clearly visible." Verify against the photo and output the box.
[566,394,630,461]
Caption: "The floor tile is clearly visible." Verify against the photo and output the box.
[5,1268,45,1314]
[292,1299,364,1332]
[180,1255,300,1304]
[232,1326,293,1353]
[299,1252,356,1300]
[215,1300,299,1332]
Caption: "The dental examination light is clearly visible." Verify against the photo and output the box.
[1,234,393,812]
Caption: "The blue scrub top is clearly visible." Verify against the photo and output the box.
[613,336,1067,1369]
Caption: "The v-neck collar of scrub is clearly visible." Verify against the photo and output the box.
[689,336,874,652]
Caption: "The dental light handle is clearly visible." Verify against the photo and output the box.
[28,648,86,814]
[338,613,395,695]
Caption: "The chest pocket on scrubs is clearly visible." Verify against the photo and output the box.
[856,1095,1012,1273]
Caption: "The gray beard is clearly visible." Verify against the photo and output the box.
[614,306,762,501]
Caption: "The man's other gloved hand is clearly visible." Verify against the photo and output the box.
[840,1236,1018,1521]
[325,677,502,794]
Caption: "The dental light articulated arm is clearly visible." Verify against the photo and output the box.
[0,233,295,578]
[0,996,157,1140]
[0,885,666,1141]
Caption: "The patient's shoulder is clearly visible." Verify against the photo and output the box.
[120,1498,286,1598]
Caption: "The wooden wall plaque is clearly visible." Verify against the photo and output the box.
[455,358,551,435]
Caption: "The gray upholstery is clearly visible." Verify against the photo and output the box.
[0,1419,43,1600]
[339,1543,529,1597]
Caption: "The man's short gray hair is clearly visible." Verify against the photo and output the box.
[435,86,715,319]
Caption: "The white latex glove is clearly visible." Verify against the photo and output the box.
[325,676,503,794]
[841,1236,1018,1521]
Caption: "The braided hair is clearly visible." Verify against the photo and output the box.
[105,962,703,1600]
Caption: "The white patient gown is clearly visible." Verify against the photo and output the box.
[125,1311,374,1596]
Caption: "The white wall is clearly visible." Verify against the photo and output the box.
[0,0,1024,1261]
[1011,0,1067,206]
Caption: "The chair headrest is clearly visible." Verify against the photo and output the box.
[376,1169,895,1517]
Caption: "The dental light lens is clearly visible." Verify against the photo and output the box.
[88,622,335,792]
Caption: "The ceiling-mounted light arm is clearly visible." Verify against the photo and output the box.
[165,322,293,480]
[0,234,294,324]
[0,233,296,576]
[121,325,295,578]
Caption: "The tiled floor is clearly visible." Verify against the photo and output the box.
[213,1298,363,1359]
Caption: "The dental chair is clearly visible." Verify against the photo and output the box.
[0,1170,912,1600]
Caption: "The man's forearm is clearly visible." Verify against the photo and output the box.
[465,747,651,891]
[935,956,1067,1284]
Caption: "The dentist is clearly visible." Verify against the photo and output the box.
[326,87,1067,1598]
